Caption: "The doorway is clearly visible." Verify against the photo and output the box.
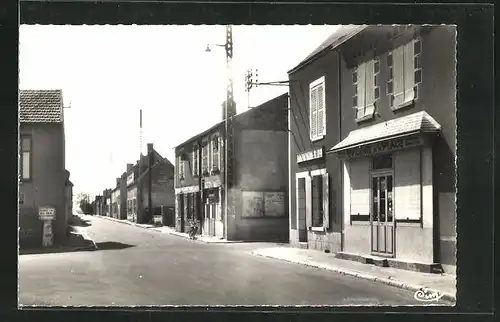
[371,173,395,256]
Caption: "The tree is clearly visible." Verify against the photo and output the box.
[77,193,94,215]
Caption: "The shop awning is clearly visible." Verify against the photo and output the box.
[329,111,442,153]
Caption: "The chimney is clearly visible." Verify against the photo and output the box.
[127,163,133,172]
[116,178,120,186]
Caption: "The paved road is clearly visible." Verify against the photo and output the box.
[19,216,451,306]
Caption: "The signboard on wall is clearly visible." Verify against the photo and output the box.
[242,191,264,217]
[242,191,286,217]
[337,135,425,159]
[38,206,56,221]
[264,192,285,217]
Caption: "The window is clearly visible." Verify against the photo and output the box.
[212,136,219,171]
[201,141,209,175]
[372,154,393,170]
[352,59,378,120]
[311,175,324,227]
[389,38,422,109]
[20,136,31,180]
[178,156,185,180]
[19,192,25,205]
[309,76,326,141]
[192,144,199,176]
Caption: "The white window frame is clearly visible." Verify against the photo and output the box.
[211,135,219,172]
[295,169,329,232]
[201,139,209,175]
[20,136,32,181]
[309,76,326,142]
[389,38,422,110]
[192,144,199,177]
[352,59,378,122]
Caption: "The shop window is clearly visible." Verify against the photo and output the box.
[372,154,393,170]
[309,76,326,141]
[389,38,422,109]
[353,59,377,121]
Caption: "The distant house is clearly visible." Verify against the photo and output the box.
[174,93,289,242]
[19,89,68,247]
[123,144,175,225]
[287,25,456,274]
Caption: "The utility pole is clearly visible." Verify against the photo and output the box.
[224,25,235,240]
[245,68,258,109]
[147,143,153,224]
[139,109,143,224]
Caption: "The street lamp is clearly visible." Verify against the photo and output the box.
[204,26,234,240]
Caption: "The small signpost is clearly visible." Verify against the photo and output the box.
[38,206,56,247]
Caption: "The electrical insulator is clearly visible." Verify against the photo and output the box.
[255,69,259,88]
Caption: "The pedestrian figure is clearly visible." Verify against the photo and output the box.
[188,218,199,240]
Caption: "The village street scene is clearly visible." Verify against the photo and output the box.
[18,24,457,307]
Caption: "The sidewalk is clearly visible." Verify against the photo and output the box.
[96,215,241,244]
[251,246,456,303]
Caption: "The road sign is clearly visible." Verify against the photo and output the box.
[38,206,56,221]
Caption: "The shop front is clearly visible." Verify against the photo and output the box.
[330,111,442,267]
[175,185,199,233]
[203,187,221,237]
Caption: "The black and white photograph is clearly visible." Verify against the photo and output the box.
[18,24,457,307]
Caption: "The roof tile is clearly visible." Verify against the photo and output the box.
[19,89,64,123]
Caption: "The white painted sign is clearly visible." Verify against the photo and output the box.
[42,221,53,247]
[264,192,286,217]
[38,206,56,221]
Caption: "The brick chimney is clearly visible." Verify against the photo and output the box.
[127,163,133,172]
[116,177,120,187]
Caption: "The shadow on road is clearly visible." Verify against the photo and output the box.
[68,214,92,227]
[95,241,135,251]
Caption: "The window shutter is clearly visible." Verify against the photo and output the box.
[394,149,421,220]
[392,46,405,107]
[350,158,370,216]
[317,84,325,137]
[357,62,366,111]
[310,88,318,140]
[305,176,312,229]
[322,172,330,229]
[403,40,415,102]
[208,140,212,172]
[364,60,375,115]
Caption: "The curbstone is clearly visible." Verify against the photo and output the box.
[252,251,456,303]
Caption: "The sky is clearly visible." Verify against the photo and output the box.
[19,25,338,199]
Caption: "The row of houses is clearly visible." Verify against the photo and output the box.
[173,25,456,275]
[19,89,74,248]
[94,144,176,227]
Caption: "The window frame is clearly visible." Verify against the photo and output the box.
[192,144,199,177]
[20,136,32,182]
[201,139,209,175]
[178,156,185,180]
[211,135,220,173]
[353,59,378,122]
[389,37,422,110]
[309,76,326,142]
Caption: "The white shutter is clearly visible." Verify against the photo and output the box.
[305,176,312,229]
[310,88,318,140]
[403,40,415,102]
[364,60,375,116]
[350,158,370,216]
[394,149,421,220]
[317,83,325,137]
[357,62,366,115]
[392,46,405,107]
[322,172,330,229]
[208,140,212,172]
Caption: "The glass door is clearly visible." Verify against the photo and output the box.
[371,174,394,256]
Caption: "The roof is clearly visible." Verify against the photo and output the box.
[20,89,64,123]
[174,93,288,150]
[288,25,368,75]
[329,111,442,152]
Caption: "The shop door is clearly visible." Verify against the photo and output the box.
[204,202,216,236]
[371,174,395,256]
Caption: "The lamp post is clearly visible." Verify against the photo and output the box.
[205,25,234,240]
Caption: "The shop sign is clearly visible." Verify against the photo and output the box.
[297,148,323,164]
[338,136,424,159]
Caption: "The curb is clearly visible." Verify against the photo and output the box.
[252,251,456,303]
[167,231,243,244]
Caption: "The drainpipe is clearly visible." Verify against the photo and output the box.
[338,52,345,252]
[198,139,203,233]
